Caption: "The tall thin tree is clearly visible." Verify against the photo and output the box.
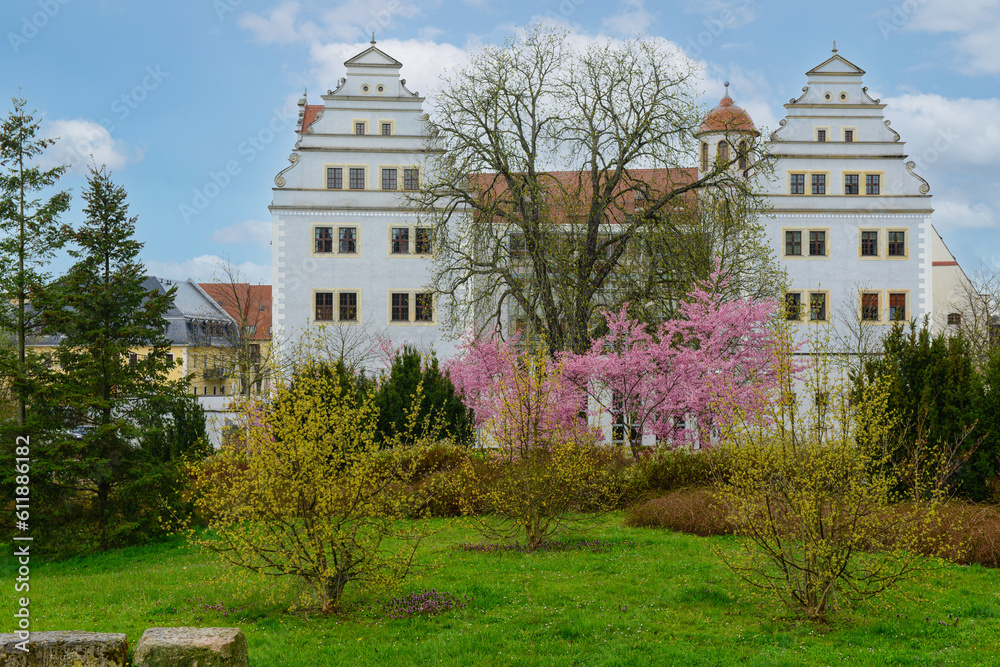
[0,95,70,428]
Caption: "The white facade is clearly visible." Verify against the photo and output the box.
[271,42,456,368]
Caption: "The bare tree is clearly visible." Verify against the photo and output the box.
[198,259,279,396]
[942,263,1000,368]
[411,25,778,354]
[283,319,392,376]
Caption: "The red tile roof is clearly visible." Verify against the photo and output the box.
[697,96,759,136]
[198,283,272,341]
[301,104,323,133]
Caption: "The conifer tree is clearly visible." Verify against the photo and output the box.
[35,166,195,551]
[0,95,70,428]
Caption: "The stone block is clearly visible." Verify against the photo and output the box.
[0,631,128,666]
[132,627,249,667]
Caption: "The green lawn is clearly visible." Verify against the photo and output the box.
[2,515,999,666]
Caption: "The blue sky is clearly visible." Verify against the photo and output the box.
[3,0,999,283]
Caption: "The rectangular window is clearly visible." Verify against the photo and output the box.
[948,313,962,325]
[166,353,174,364]
[866,174,880,195]
[844,129,854,143]
[809,230,826,256]
[889,293,906,321]
[349,168,365,190]
[414,293,433,321]
[403,168,419,191]
[129,353,138,364]
[415,227,432,254]
[811,174,826,195]
[339,292,357,321]
[327,167,342,190]
[315,226,333,254]
[861,230,878,256]
[785,231,802,256]
[790,173,806,194]
[844,174,860,195]
[785,293,802,321]
[381,123,392,136]
[382,168,397,190]
[701,142,709,171]
[861,293,879,321]
[315,292,334,322]
[391,227,409,254]
[810,293,827,322]
[888,231,905,256]
[355,122,365,136]
[817,129,827,143]
[391,292,409,321]
[339,227,356,254]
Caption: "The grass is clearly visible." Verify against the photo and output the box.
[3,514,1000,666]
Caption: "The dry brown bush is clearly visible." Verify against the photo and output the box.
[878,501,1000,568]
[623,487,734,536]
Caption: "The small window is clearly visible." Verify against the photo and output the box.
[382,168,397,190]
[809,231,826,256]
[415,227,432,254]
[844,129,854,142]
[844,174,860,195]
[811,174,826,195]
[889,293,906,321]
[737,141,748,171]
[817,129,827,143]
[948,313,962,326]
[339,292,358,321]
[129,353,138,364]
[414,293,433,322]
[701,142,709,171]
[381,123,392,136]
[166,353,175,364]
[339,227,356,254]
[810,293,827,322]
[403,168,419,191]
[785,231,802,256]
[327,167,342,190]
[888,231,905,257]
[861,293,879,321]
[861,231,878,256]
[391,293,409,321]
[785,293,802,321]
[316,292,334,322]
[866,174,880,195]
[790,173,805,194]
[349,168,365,190]
[355,122,366,136]
[315,227,334,254]
[391,227,409,254]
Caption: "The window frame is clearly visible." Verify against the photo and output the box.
[888,291,908,322]
[811,173,827,195]
[860,292,880,322]
[326,167,343,190]
[353,120,367,136]
[808,229,828,257]
[886,228,908,259]
[789,172,806,195]
[865,173,881,195]
[313,289,362,324]
[844,173,860,195]
[388,290,437,325]
[349,167,366,190]
[338,226,357,254]
[390,227,410,254]
[841,126,858,143]
[403,168,420,191]
[859,228,880,258]
[784,291,804,322]
[815,126,830,143]
[314,225,334,254]
[312,224,359,257]
[379,119,394,136]
[808,291,829,323]
[381,167,397,191]
[784,229,802,257]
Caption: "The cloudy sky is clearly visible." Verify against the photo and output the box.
[3,0,999,282]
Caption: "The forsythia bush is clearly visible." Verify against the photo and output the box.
[188,362,440,613]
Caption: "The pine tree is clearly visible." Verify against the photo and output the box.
[0,95,70,428]
[35,166,195,551]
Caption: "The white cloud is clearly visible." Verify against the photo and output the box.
[40,119,140,174]
[932,199,998,230]
[211,220,273,247]
[602,0,656,35]
[144,255,272,284]
[239,1,311,44]
[896,0,1000,74]
[884,94,1000,169]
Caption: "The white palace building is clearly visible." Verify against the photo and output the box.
[270,41,973,364]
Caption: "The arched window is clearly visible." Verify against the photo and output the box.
[737,140,748,171]
[717,140,730,162]
[701,142,709,171]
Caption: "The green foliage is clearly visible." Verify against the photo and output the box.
[979,346,1000,501]
[24,167,194,554]
[0,95,71,427]
[858,322,992,500]
[718,341,948,622]
[372,346,473,447]
[190,361,443,613]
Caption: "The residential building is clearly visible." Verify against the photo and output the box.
[198,282,273,395]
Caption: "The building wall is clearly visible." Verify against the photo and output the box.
[272,45,457,369]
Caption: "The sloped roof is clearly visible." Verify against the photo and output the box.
[697,95,759,137]
[301,104,323,133]
[806,53,865,77]
[198,283,272,341]
[344,44,403,68]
